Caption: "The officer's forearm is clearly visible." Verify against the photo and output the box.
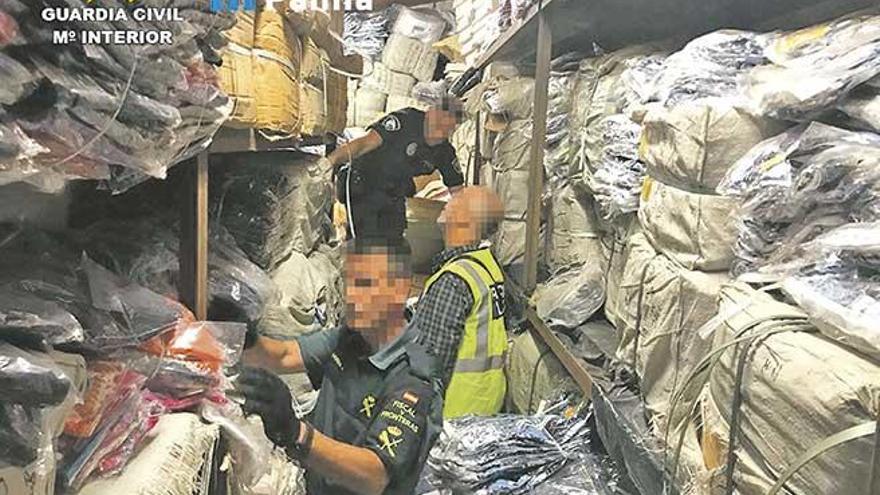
[242,337,305,374]
[328,132,382,167]
[302,431,389,495]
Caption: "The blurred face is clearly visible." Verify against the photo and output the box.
[425,109,459,142]
[439,198,478,246]
[345,250,411,333]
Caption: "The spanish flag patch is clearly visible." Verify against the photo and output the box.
[402,391,419,406]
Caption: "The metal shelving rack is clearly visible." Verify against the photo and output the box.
[178,129,333,320]
[464,0,879,396]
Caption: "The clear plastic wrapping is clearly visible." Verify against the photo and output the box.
[746,11,880,120]
[585,115,645,220]
[423,403,593,495]
[392,6,447,44]
[532,264,606,330]
[718,123,880,275]
[0,1,233,192]
[344,6,398,60]
[651,30,768,106]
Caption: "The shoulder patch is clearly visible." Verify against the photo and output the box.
[382,115,401,132]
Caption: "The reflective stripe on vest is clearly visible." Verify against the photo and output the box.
[423,247,508,418]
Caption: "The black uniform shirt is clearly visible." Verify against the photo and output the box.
[357,108,465,199]
[296,324,444,495]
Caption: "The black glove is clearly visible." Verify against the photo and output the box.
[235,367,301,454]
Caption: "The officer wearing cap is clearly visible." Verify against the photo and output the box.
[319,96,466,239]
[237,238,443,495]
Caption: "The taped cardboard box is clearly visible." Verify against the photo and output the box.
[639,103,786,192]
[638,177,738,272]
[218,45,257,128]
[613,229,728,434]
[225,12,255,47]
[255,10,302,65]
[698,282,879,495]
[254,55,301,134]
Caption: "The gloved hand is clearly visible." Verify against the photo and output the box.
[235,367,300,453]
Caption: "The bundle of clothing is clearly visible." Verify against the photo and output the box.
[423,402,607,495]
[586,115,644,221]
[718,122,880,276]
[78,217,279,328]
[209,152,333,272]
[0,0,233,193]
[0,240,193,353]
[754,222,880,363]
[543,53,582,190]
[343,6,398,60]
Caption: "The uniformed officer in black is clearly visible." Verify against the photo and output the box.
[237,238,443,495]
[319,96,466,239]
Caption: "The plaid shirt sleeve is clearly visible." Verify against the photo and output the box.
[412,272,473,388]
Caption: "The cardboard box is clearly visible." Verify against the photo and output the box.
[255,10,302,64]
[219,46,257,128]
[254,55,301,134]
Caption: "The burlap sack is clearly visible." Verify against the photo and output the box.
[640,103,785,192]
[505,330,578,415]
[613,230,729,433]
[548,185,605,269]
[638,177,738,272]
[698,282,880,495]
[489,120,532,265]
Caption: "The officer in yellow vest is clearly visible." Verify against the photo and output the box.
[412,187,508,418]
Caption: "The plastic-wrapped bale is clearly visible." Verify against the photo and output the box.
[532,262,606,330]
[746,10,880,121]
[481,77,535,121]
[613,230,729,434]
[362,62,417,97]
[210,152,332,271]
[381,33,438,82]
[651,30,769,107]
[489,120,532,266]
[505,331,578,415]
[0,3,235,193]
[718,123,880,276]
[544,53,581,186]
[838,83,880,133]
[78,218,279,327]
[569,45,668,174]
[391,6,447,45]
[253,10,302,135]
[548,185,604,270]
[353,86,388,127]
[261,244,344,339]
[585,115,646,221]
[639,104,786,192]
[768,222,880,363]
[695,282,879,495]
[637,177,739,272]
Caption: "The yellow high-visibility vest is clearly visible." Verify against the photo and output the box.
[423,246,508,418]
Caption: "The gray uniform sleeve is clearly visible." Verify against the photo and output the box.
[412,273,473,388]
[295,327,342,389]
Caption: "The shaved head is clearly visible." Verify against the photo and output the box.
[441,187,505,247]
